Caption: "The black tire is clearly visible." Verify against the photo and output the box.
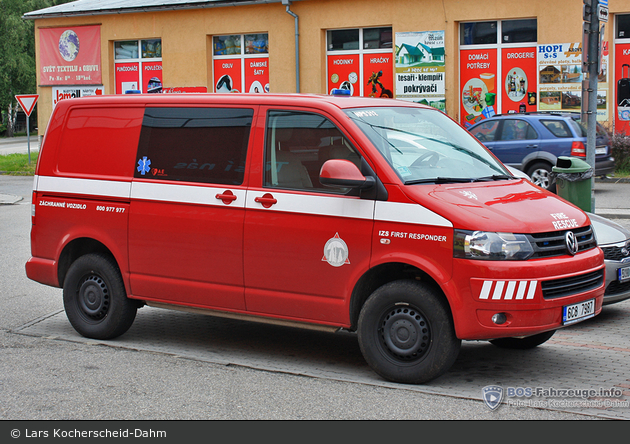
[526,161,556,192]
[63,253,137,340]
[357,280,461,384]
[489,330,556,350]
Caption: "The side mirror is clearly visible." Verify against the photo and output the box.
[319,159,375,189]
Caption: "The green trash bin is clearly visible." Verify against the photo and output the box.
[551,156,593,212]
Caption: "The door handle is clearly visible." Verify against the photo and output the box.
[526,144,538,149]
[216,190,237,205]
[254,193,277,208]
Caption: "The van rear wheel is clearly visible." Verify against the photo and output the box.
[489,330,556,349]
[63,253,137,340]
[357,280,461,384]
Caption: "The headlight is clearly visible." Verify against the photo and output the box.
[454,230,534,260]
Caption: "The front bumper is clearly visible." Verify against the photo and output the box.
[445,247,605,339]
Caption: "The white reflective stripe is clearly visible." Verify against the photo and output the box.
[375,201,452,227]
[132,181,247,208]
[36,176,131,199]
[526,280,537,300]
[479,280,538,301]
[33,175,39,191]
[504,281,517,300]
[479,281,493,300]
[491,281,505,300]
[246,191,375,220]
[515,281,528,300]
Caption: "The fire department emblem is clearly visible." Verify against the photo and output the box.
[322,233,350,267]
[482,385,504,411]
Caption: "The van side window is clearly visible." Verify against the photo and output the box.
[264,110,361,191]
[134,107,253,184]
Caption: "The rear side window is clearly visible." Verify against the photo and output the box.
[469,120,499,142]
[541,119,572,138]
[499,119,537,140]
[134,107,253,184]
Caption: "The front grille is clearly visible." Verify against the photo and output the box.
[541,269,604,299]
[605,280,630,296]
[527,225,597,259]
[601,244,630,261]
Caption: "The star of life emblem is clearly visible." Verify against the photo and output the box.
[137,156,151,175]
[322,233,350,267]
[482,385,504,410]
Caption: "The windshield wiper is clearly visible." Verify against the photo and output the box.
[405,174,513,185]
[405,177,477,185]
[471,174,513,182]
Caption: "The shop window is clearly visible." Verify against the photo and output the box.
[327,29,360,51]
[326,27,394,97]
[114,38,163,94]
[135,107,254,185]
[502,19,537,43]
[460,20,537,46]
[213,33,269,93]
[617,14,630,39]
[460,22,497,45]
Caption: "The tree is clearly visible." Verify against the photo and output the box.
[0,0,73,137]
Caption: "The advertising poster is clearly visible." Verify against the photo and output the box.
[537,42,609,120]
[327,54,360,96]
[395,31,445,110]
[39,25,102,85]
[614,42,630,133]
[459,48,498,128]
[501,47,537,114]
[244,58,270,93]
[142,62,163,93]
[52,86,104,108]
[363,53,394,98]
[115,63,140,94]
[213,58,242,93]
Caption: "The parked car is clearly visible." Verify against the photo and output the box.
[588,213,630,306]
[506,166,630,306]
[467,112,615,192]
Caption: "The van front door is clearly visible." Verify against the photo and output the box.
[243,109,374,326]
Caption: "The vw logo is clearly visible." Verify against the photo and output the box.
[565,231,579,256]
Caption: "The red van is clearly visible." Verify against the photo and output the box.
[26,94,604,384]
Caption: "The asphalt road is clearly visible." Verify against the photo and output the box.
[2,175,630,424]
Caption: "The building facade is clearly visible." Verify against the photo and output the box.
[24,0,630,135]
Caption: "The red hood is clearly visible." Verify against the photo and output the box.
[401,179,590,233]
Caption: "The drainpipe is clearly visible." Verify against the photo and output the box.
[282,0,300,93]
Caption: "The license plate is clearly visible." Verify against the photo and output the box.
[563,299,595,325]
[595,147,607,155]
[619,266,630,283]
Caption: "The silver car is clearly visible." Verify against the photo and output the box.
[505,166,630,306]
[588,213,630,306]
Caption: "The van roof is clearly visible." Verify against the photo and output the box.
[54,93,429,112]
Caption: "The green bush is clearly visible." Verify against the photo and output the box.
[610,131,630,173]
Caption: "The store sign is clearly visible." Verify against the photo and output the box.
[327,55,360,95]
[245,58,270,93]
[459,48,497,128]
[39,25,101,85]
[52,86,104,107]
[213,58,243,93]
[537,42,608,121]
[395,31,445,109]
[501,47,537,114]
[115,63,140,94]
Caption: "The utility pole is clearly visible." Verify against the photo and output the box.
[582,0,605,211]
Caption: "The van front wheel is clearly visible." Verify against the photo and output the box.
[357,280,461,384]
[63,253,137,340]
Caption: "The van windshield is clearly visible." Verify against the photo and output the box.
[345,107,512,184]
